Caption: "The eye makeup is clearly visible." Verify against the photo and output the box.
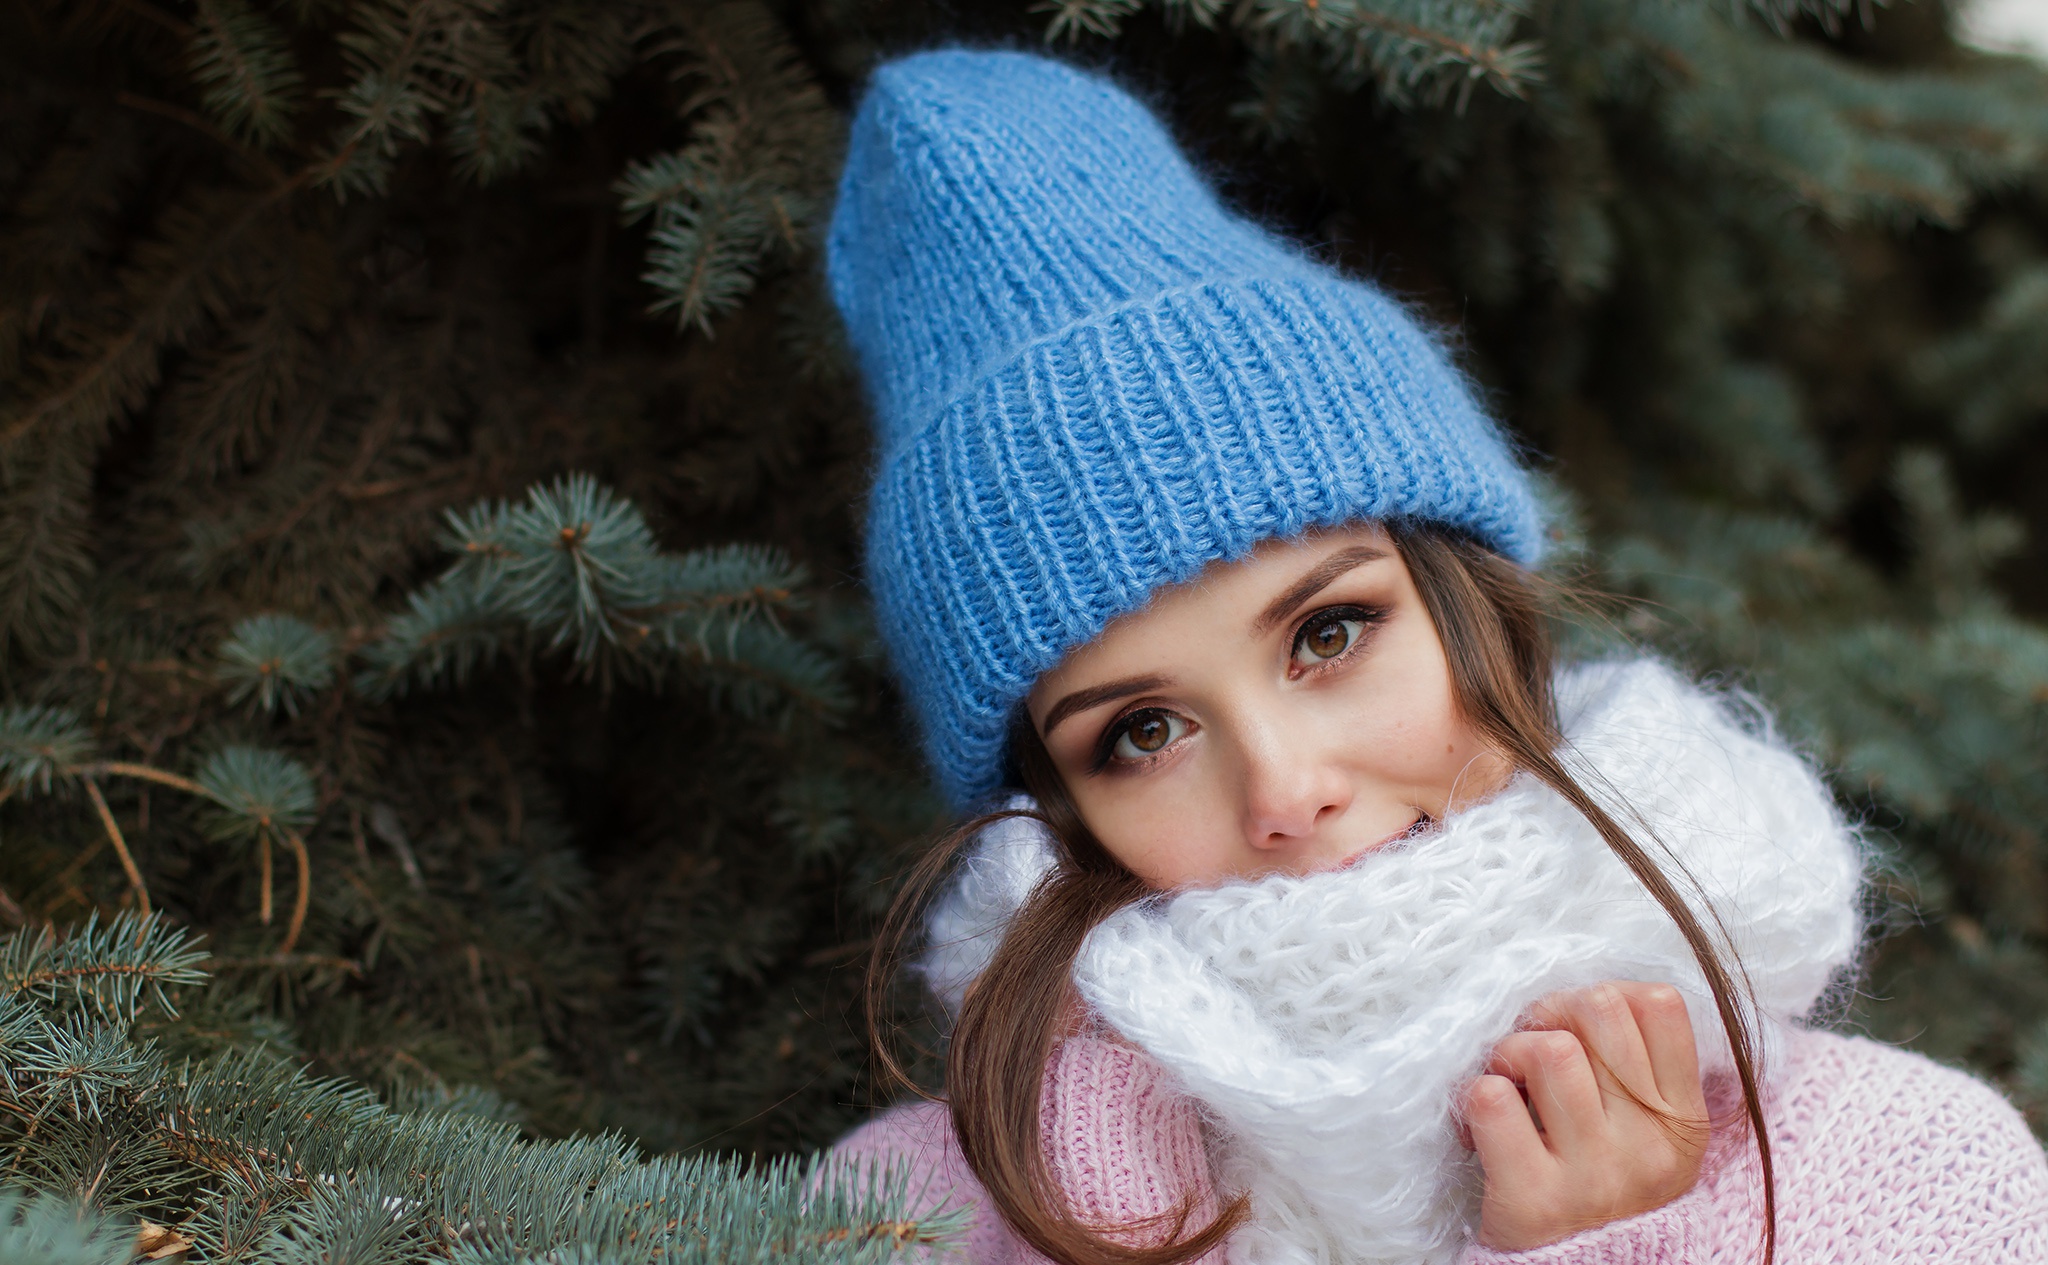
[1287,603,1390,677]
[1088,705,1190,775]
[1083,602,1393,774]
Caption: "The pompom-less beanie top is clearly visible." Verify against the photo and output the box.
[828,49,1543,807]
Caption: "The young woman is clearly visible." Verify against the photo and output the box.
[825,49,2048,1265]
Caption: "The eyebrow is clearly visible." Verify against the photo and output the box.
[1039,673,1172,740]
[1251,544,1390,634]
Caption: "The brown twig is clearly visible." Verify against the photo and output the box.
[82,780,151,919]
[6,962,198,992]
[277,829,310,955]
[76,761,208,798]
[257,833,273,926]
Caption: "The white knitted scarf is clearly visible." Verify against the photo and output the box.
[920,660,1865,1265]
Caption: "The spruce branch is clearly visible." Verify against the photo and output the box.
[620,0,836,332]
[0,915,209,1021]
[1037,0,1544,102]
[0,440,95,662]
[0,713,253,936]
[488,474,662,661]
[1911,261,2048,448]
[113,91,290,182]
[218,615,339,717]
[192,749,317,846]
[0,708,95,798]
[639,175,777,335]
[1652,7,2048,226]
[164,291,322,481]
[140,1037,959,1263]
[321,0,558,196]
[0,179,309,654]
[1892,449,2025,617]
[1,190,286,453]
[615,150,719,224]
[1160,0,1229,26]
[187,0,306,147]
[448,85,550,185]
[685,622,852,722]
[351,581,518,701]
[0,1189,137,1265]
[1037,0,1146,42]
[17,1018,153,1121]
[322,0,460,199]
[358,476,840,712]
[185,750,317,949]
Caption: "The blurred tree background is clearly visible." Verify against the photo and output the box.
[1,0,2047,1244]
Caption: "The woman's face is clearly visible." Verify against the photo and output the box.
[1025,522,1511,889]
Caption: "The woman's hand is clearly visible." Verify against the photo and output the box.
[1463,981,1712,1251]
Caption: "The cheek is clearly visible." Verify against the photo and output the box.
[1068,768,1240,887]
[1324,631,1483,780]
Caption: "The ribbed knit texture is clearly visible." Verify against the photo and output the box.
[828,50,1543,805]
[832,1029,2048,1264]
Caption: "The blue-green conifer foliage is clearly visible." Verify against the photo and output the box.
[0,0,2045,1254]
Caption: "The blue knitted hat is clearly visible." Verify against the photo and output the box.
[829,50,1543,807]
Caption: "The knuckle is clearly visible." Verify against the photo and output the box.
[1643,983,1687,1018]
[1499,1032,1543,1062]
[1470,1076,1515,1111]
[1587,984,1629,1027]
[1556,985,1597,1013]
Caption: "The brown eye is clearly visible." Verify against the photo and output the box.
[1293,615,1366,667]
[1111,709,1186,760]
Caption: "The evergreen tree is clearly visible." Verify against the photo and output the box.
[0,912,957,1262]
[0,0,2045,1243]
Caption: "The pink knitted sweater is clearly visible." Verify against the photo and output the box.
[835,1029,2048,1263]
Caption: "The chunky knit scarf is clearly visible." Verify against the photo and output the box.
[921,660,1865,1265]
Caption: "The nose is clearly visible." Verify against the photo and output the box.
[1236,718,1353,851]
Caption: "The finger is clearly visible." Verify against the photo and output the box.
[1527,985,1657,1107]
[1490,1030,1603,1153]
[1610,981,1707,1119]
[1465,1073,1550,1181]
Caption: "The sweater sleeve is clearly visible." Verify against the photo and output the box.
[1770,1032,2048,1263]
[829,1036,1225,1265]
[832,1096,1028,1265]
[1041,1035,1224,1250]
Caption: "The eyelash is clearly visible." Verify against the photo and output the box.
[1085,603,1390,773]
[1288,603,1388,677]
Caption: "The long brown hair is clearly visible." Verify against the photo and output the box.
[867,522,1776,1265]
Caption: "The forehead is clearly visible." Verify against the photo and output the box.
[1037,520,1398,680]
[1158,520,1394,610]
